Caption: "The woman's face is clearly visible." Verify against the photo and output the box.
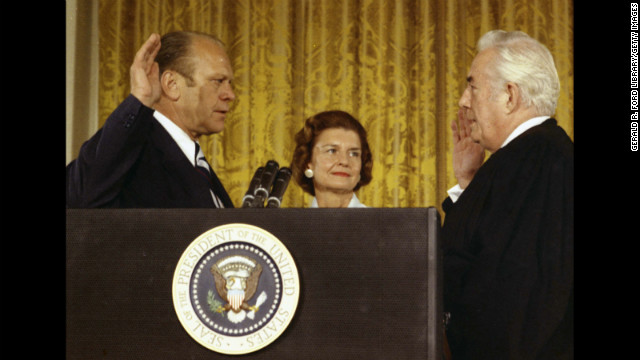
[308,128,362,194]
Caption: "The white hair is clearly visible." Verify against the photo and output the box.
[477,30,560,115]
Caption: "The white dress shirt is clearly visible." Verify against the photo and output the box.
[153,111,197,165]
[310,193,367,208]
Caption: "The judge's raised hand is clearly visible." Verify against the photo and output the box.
[451,108,485,189]
[130,33,162,108]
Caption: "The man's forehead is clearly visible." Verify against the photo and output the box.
[191,42,234,75]
[192,41,227,60]
[466,51,493,84]
[470,49,495,72]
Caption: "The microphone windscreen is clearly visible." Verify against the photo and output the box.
[246,167,264,195]
[241,167,264,208]
[254,160,279,198]
[266,167,292,208]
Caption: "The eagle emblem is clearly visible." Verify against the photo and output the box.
[210,255,266,323]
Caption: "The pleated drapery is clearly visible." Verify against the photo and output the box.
[94,0,573,209]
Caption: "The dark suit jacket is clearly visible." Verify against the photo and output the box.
[66,95,234,208]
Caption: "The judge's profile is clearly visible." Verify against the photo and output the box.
[441,30,573,360]
[290,110,373,208]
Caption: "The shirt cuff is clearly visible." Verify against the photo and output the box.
[447,184,464,203]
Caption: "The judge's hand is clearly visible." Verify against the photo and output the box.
[130,33,162,108]
[452,108,485,189]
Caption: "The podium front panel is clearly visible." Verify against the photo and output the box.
[66,208,442,359]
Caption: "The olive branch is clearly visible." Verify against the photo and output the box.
[207,290,225,317]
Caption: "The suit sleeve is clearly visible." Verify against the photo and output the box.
[66,95,156,208]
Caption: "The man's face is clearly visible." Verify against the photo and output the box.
[177,37,236,139]
[458,48,509,153]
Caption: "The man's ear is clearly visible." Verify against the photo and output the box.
[160,71,181,101]
[504,82,521,114]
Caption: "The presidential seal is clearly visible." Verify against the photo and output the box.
[172,223,300,355]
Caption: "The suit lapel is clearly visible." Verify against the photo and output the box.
[208,169,234,208]
[149,122,214,207]
[150,121,234,208]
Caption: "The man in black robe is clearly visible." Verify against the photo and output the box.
[442,30,573,359]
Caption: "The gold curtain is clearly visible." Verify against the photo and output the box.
[97,0,573,209]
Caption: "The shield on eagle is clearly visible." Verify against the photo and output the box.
[211,255,263,313]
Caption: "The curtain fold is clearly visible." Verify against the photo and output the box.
[95,0,573,209]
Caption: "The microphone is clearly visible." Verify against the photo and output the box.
[241,167,264,208]
[250,160,280,208]
[266,167,292,208]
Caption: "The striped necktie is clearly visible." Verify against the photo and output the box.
[195,143,225,208]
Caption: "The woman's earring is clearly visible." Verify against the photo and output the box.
[304,169,314,178]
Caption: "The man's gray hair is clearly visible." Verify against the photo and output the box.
[477,30,560,116]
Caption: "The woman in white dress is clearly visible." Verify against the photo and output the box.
[290,111,373,208]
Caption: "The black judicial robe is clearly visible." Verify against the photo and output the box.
[441,119,573,360]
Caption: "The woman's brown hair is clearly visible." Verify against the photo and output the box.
[290,111,373,196]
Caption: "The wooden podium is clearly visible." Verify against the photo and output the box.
[66,208,443,359]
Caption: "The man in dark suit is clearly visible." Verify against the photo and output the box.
[441,30,573,359]
[67,31,235,208]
